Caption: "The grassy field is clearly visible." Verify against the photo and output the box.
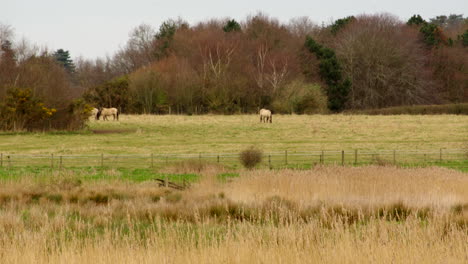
[0,166,466,263]
[1,115,467,263]
[0,114,467,154]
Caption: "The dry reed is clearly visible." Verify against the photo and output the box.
[0,166,467,263]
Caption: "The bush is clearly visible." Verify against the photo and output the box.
[272,81,328,114]
[0,87,56,131]
[239,146,263,169]
[0,88,92,131]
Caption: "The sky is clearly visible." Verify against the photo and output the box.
[1,0,467,60]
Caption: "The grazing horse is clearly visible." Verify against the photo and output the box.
[97,107,119,121]
[259,108,272,123]
[90,108,99,120]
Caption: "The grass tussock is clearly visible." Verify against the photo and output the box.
[0,166,467,263]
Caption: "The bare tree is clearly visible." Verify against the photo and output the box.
[334,14,436,109]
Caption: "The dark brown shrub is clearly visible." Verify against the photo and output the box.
[239,146,263,169]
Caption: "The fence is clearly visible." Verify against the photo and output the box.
[0,149,466,170]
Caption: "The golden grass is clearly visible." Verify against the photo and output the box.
[0,166,467,263]
[1,114,467,154]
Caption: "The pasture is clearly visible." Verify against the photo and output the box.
[1,114,467,154]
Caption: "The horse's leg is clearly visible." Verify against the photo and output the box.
[269,115,272,123]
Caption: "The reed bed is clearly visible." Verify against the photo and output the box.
[0,166,467,263]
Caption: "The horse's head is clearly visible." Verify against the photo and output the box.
[96,107,102,120]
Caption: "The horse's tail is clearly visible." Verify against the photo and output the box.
[270,113,272,123]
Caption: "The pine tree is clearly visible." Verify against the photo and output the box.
[53,49,75,73]
[304,37,350,112]
[223,19,241,32]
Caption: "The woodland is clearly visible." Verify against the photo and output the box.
[0,13,467,130]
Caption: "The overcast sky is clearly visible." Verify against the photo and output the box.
[1,0,467,60]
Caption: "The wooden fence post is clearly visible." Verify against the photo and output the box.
[217,155,220,163]
[354,149,358,165]
[341,150,345,166]
[7,155,11,168]
[321,150,324,164]
[285,150,288,165]
[439,148,442,162]
[51,154,54,169]
[268,155,272,169]
[59,156,62,170]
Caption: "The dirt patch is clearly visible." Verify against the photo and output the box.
[91,129,135,134]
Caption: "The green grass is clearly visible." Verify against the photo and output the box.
[0,167,199,183]
[0,114,466,155]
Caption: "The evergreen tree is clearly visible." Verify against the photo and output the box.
[154,20,178,58]
[407,15,447,47]
[460,29,468,47]
[223,19,241,32]
[304,37,350,112]
[407,14,426,26]
[330,16,355,35]
[53,49,75,73]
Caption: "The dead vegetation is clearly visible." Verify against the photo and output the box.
[0,166,467,263]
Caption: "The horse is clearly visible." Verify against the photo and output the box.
[90,108,99,120]
[259,108,272,123]
[97,107,119,121]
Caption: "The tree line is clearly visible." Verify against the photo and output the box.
[0,13,467,130]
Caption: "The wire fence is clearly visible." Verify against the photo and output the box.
[0,149,466,170]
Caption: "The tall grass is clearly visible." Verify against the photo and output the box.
[0,166,467,263]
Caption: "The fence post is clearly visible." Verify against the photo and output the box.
[59,156,62,170]
[101,154,104,168]
[439,148,442,162]
[285,150,288,165]
[51,154,54,169]
[354,149,358,165]
[321,150,324,164]
[166,156,168,165]
[393,150,396,165]
[341,150,345,166]
[268,154,272,169]
[217,155,220,163]
[7,155,11,168]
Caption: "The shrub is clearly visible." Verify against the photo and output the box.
[272,81,328,114]
[0,87,56,131]
[239,146,263,169]
[0,87,92,131]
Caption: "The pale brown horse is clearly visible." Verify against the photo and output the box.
[259,108,272,123]
[97,107,119,121]
[90,108,99,120]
